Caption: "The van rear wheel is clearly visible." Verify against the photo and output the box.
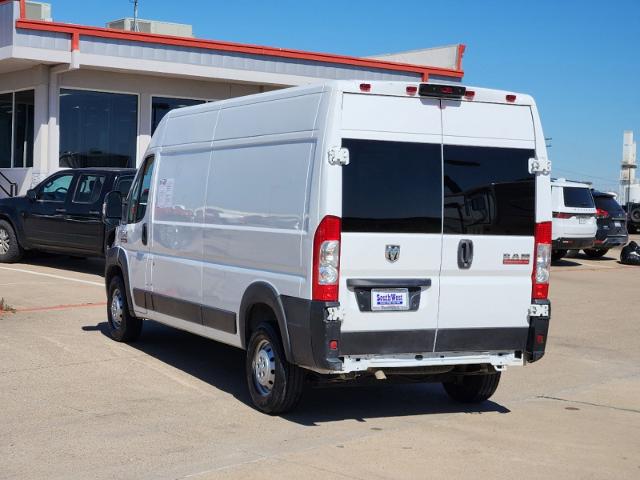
[442,372,501,403]
[107,276,143,342]
[245,322,305,414]
[552,249,567,262]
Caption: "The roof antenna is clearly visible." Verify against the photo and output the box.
[130,0,140,32]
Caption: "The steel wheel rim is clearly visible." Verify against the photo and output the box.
[0,228,9,255]
[252,339,276,396]
[110,288,124,329]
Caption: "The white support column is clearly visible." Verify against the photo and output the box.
[31,66,49,186]
[138,92,152,167]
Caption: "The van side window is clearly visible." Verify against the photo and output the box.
[127,156,155,224]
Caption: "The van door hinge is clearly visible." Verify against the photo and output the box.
[528,304,549,317]
[528,157,552,175]
[328,147,350,166]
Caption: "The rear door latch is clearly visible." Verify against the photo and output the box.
[457,239,474,269]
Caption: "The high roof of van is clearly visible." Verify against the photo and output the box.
[161,81,537,120]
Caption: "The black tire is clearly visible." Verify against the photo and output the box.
[552,249,567,262]
[443,372,501,403]
[245,322,305,414]
[630,207,640,225]
[0,220,23,263]
[583,248,608,258]
[107,276,142,342]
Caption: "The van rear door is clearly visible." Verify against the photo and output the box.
[338,94,442,355]
[436,100,536,352]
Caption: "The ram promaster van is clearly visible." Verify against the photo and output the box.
[550,179,597,261]
[104,81,553,414]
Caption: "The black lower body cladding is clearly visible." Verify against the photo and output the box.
[280,296,342,371]
[525,299,551,362]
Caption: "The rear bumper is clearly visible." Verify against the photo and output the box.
[281,296,551,372]
[592,234,628,249]
[552,237,594,249]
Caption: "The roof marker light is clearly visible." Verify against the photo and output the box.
[406,85,418,96]
[506,94,516,103]
[464,90,475,100]
[360,83,371,92]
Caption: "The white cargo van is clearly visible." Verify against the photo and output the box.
[104,81,553,414]
[550,178,597,261]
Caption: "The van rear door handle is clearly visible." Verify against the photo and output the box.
[457,239,474,269]
[142,223,148,246]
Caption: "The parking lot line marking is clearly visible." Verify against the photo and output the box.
[13,302,107,314]
[0,266,103,286]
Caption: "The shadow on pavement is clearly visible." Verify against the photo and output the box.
[551,259,582,267]
[83,320,510,425]
[22,252,105,277]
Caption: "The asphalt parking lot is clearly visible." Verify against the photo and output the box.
[1,239,639,480]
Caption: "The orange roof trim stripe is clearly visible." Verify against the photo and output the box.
[11,0,464,80]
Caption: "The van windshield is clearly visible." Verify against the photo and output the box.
[563,187,595,208]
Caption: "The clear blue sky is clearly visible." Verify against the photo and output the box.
[51,0,640,192]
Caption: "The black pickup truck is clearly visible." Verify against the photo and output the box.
[0,168,135,263]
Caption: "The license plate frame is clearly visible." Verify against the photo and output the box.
[371,288,410,312]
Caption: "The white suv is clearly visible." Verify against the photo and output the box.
[104,81,553,414]
[551,179,597,261]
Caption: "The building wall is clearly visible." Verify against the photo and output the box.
[0,65,277,195]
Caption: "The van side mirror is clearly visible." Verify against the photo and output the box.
[26,189,36,201]
[103,190,123,222]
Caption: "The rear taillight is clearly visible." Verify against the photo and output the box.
[596,208,609,219]
[552,212,573,219]
[532,222,552,300]
[312,216,341,301]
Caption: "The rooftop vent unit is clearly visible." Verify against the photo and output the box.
[25,1,52,21]
[106,18,194,38]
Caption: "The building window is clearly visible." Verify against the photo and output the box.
[0,90,35,169]
[152,97,206,134]
[59,89,138,169]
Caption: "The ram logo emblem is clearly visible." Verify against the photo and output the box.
[385,245,400,263]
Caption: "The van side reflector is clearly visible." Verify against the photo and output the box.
[419,83,466,99]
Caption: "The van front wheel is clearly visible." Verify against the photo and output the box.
[245,322,305,414]
[107,276,142,342]
[442,372,501,403]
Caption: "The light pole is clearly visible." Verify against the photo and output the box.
[130,0,139,32]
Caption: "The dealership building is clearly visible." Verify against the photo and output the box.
[0,0,465,197]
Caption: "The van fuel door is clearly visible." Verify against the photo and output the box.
[328,147,350,166]
[528,157,552,175]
